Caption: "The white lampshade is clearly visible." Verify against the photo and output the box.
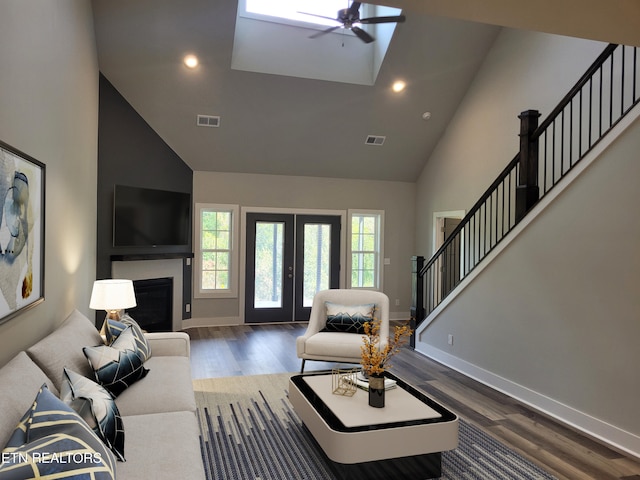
[90,279,137,311]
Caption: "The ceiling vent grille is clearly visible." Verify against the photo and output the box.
[197,115,220,127]
[365,135,385,146]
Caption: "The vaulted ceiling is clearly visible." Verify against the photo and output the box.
[91,0,640,182]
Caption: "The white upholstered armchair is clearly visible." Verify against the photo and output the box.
[296,289,390,373]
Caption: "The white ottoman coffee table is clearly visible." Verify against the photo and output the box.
[289,371,458,479]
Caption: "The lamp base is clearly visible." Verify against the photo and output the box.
[106,309,123,320]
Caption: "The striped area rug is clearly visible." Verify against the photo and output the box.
[194,373,556,480]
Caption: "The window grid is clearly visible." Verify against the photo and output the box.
[200,210,232,291]
[351,214,379,288]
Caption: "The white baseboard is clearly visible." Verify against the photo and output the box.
[413,103,640,459]
[415,343,640,460]
[183,312,409,329]
[390,310,410,322]
[181,316,242,329]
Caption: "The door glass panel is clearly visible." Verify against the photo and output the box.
[302,224,331,307]
[254,222,284,308]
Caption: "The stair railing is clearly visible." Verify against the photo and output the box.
[411,43,639,341]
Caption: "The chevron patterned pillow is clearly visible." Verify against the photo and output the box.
[60,368,125,462]
[83,326,149,397]
[0,385,116,479]
[322,302,375,334]
[102,313,151,362]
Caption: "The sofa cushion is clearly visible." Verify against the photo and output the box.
[103,313,151,362]
[115,356,196,416]
[60,368,125,461]
[321,301,374,334]
[0,352,59,449]
[305,331,365,357]
[116,411,206,480]
[0,385,116,480]
[83,326,149,397]
[26,309,103,391]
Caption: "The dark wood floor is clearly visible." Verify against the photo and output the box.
[186,323,640,480]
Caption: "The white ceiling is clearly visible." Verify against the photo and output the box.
[91,0,640,182]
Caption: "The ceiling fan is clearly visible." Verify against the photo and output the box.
[300,2,405,44]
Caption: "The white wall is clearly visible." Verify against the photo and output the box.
[415,28,640,454]
[192,171,415,325]
[415,29,605,256]
[420,115,640,452]
[0,0,99,366]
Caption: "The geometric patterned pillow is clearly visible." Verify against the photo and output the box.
[0,384,116,480]
[321,302,375,334]
[83,326,149,397]
[103,313,151,362]
[60,368,126,462]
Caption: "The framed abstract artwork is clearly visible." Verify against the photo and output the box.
[0,140,45,325]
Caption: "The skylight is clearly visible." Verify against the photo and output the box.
[233,0,402,86]
[244,0,366,28]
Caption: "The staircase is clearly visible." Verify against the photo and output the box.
[410,43,640,343]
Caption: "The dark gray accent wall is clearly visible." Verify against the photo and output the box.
[97,73,193,321]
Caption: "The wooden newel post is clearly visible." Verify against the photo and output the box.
[410,255,425,349]
[516,109,541,222]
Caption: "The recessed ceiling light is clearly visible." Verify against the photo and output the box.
[392,80,406,93]
[184,54,199,69]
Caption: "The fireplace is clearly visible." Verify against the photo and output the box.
[128,277,173,332]
[112,258,184,331]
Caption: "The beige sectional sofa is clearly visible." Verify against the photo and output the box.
[0,309,206,479]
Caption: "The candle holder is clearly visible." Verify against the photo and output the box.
[331,367,358,397]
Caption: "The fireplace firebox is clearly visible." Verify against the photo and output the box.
[128,277,173,332]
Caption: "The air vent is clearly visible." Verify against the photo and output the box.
[365,135,385,146]
[196,115,220,127]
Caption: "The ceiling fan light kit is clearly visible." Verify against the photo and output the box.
[300,2,405,44]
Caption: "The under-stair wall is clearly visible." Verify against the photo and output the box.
[414,30,640,456]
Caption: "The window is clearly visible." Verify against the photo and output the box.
[195,204,239,298]
[349,210,383,290]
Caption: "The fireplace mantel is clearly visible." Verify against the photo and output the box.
[110,252,193,262]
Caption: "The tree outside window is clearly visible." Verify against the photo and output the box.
[196,204,238,298]
[350,211,382,289]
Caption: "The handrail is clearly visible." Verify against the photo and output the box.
[412,43,639,326]
[533,44,618,137]
[419,153,520,277]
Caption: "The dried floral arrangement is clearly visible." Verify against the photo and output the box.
[360,319,413,376]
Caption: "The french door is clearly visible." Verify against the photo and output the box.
[245,213,340,323]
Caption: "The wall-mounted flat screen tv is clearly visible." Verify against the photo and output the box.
[113,185,191,247]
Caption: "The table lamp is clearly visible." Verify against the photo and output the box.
[90,279,137,320]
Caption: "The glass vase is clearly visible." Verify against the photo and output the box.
[368,373,385,408]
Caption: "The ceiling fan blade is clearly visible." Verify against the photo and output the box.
[309,25,342,39]
[297,11,341,23]
[347,2,362,17]
[359,15,406,24]
[351,25,374,44]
